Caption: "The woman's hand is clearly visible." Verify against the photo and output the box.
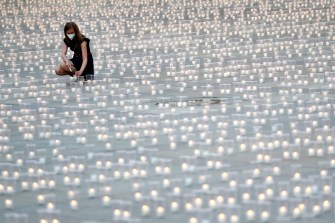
[75,70,82,76]
[65,60,73,68]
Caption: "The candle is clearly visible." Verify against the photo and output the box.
[170,201,179,212]
[258,193,266,202]
[5,199,13,209]
[260,211,269,222]
[231,215,239,223]
[150,190,158,199]
[47,202,54,210]
[305,186,312,196]
[221,172,229,181]
[134,192,142,201]
[323,200,331,211]
[194,197,202,208]
[88,188,96,198]
[141,204,150,216]
[313,205,321,216]
[243,193,250,202]
[246,210,256,221]
[156,206,165,217]
[292,207,301,218]
[123,210,130,219]
[228,197,235,205]
[279,206,287,216]
[323,185,331,194]
[70,200,78,210]
[173,187,181,196]
[293,186,301,196]
[114,209,121,219]
[22,181,29,191]
[102,196,110,206]
[217,213,226,223]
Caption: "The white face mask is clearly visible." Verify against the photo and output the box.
[67,33,75,40]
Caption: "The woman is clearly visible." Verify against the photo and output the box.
[55,22,94,79]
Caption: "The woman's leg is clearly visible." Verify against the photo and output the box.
[55,62,76,76]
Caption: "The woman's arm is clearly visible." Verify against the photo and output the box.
[75,41,88,76]
[61,41,72,66]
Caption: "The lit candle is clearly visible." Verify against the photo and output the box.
[246,210,255,221]
[260,211,269,222]
[102,195,110,206]
[323,200,331,211]
[156,206,165,218]
[22,181,29,191]
[47,202,54,211]
[70,200,78,210]
[313,205,321,216]
[279,206,287,216]
[258,193,266,202]
[88,188,96,198]
[123,210,130,219]
[141,204,150,216]
[5,199,13,209]
[170,201,179,212]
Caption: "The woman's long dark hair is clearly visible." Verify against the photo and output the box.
[64,22,84,49]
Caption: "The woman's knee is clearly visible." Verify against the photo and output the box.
[55,66,65,75]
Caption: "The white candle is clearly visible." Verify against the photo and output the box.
[88,188,96,198]
[156,206,165,217]
[246,210,255,221]
[185,202,193,212]
[217,213,226,223]
[260,211,269,222]
[194,197,202,207]
[292,207,301,218]
[102,196,110,206]
[5,199,13,209]
[170,201,179,212]
[47,202,54,210]
[279,206,287,216]
[22,181,29,190]
[123,210,130,219]
[313,205,321,216]
[114,209,121,219]
[323,200,331,211]
[70,200,78,210]
[141,204,150,216]
[231,215,239,223]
